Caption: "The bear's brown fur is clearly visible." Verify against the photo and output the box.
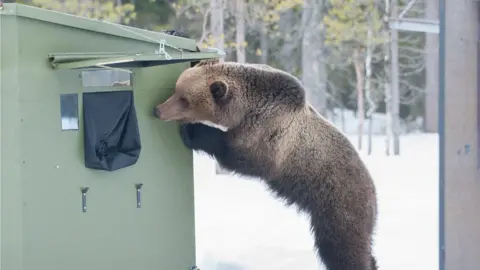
[154,59,378,270]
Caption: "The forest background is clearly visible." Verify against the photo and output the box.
[21,0,438,155]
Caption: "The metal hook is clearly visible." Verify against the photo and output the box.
[81,187,89,213]
[135,183,143,208]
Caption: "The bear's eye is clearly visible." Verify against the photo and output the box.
[179,97,189,107]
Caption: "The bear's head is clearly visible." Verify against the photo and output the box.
[153,59,305,132]
[153,59,251,132]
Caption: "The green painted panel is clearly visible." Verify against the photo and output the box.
[16,16,167,102]
[19,64,196,270]
[0,11,200,270]
[0,14,25,270]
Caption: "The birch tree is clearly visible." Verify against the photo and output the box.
[365,18,375,154]
[324,0,384,150]
[210,0,226,174]
[302,0,327,115]
[210,0,225,55]
[259,20,269,64]
[382,0,393,155]
[246,0,303,66]
[170,0,225,51]
[390,0,400,155]
[235,0,246,63]
[353,47,365,150]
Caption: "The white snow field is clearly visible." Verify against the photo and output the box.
[192,133,439,270]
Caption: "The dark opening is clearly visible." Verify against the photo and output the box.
[83,90,142,171]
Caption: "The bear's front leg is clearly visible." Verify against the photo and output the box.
[179,123,227,157]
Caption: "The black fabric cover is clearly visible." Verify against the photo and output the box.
[83,90,142,171]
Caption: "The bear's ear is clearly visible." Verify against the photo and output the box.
[209,81,228,102]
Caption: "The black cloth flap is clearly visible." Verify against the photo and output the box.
[83,90,142,171]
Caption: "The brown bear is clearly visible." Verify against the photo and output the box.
[153,59,379,270]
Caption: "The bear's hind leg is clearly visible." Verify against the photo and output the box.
[315,233,374,270]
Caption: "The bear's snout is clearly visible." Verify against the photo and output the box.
[154,95,189,121]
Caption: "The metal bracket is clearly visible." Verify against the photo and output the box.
[155,39,172,60]
[390,0,439,34]
[389,18,439,34]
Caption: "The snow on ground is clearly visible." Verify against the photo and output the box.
[328,108,424,135]
[192,133,439,270]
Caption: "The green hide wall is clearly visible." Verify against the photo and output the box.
[0,3,222,270]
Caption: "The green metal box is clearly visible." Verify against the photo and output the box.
[0,4,223,270]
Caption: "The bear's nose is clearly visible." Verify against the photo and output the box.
[152,107,159,117]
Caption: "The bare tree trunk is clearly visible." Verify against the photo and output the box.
[260,22,268,64]
[210,0,224,55]
[384,0,392,156]
[391,0,400,155]
[76,0,84,17]
[301,0,327,115]
[235,0,246,63]
[210,0,226,174]
[115,0,123,23]
[60,0,66,12]
[384,76,392,155]
[365,22,375,155]
[277,9,297,73]
[354,48,365,151]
